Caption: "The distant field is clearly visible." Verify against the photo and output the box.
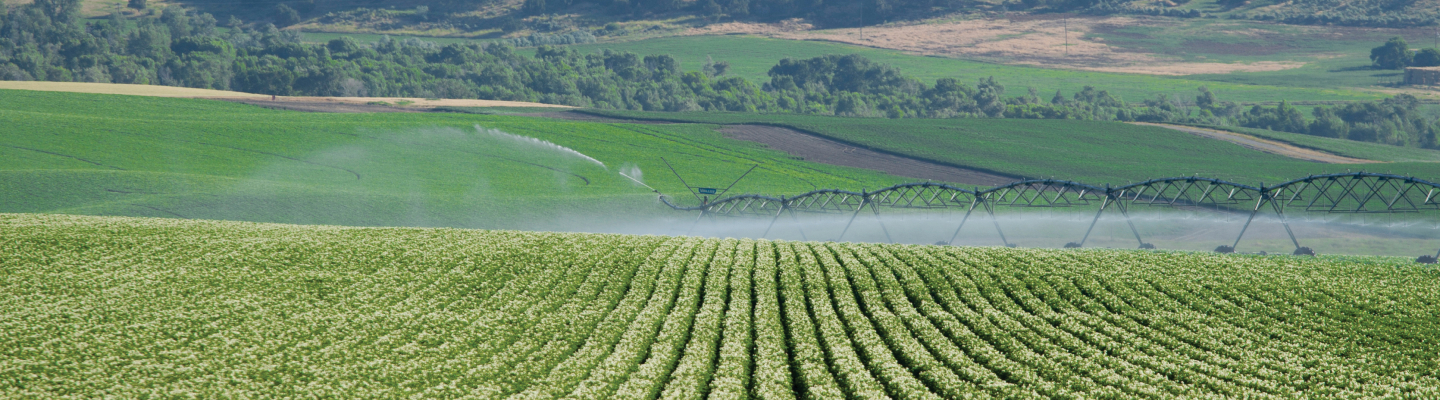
[562,35,1384,104]
[583,110,1440,184]
[0,89,905,229]
[1082,18,1440,93]
[4,213,1437,398]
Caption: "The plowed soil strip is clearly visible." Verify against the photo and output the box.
[1131,122,1378,164]
[719,125,1015,186]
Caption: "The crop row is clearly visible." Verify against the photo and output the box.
[3,214,1439,398]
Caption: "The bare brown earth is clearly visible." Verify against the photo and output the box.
[719,125,1015,186]
[1131,122,1379,164]
[0,81,268,98]
[0,81,572,110]
[685,17,1305,76]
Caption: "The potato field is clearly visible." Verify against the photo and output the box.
[3,213,1439,398]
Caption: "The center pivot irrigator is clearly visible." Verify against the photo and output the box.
[662,172,1440,262]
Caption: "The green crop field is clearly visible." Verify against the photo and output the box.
[4,213,1438,397]
[582,110,1440,184]
[1183,124,1440,164]
[559,35,1384,104]
[0,89,908,229]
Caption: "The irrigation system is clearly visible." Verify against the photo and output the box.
[661,172,1440,262]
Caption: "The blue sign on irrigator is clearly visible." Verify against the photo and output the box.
[697,188,717,194]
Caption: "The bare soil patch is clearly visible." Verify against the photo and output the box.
[719,125,1015,186]
[1131,122,1379,164]
[0,81,266,98]
[0,81,572,110]
[685,17,1305,76]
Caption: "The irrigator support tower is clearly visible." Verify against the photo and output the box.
[661,172,1440,261]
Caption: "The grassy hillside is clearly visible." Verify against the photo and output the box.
[4,213,1437,397]
[0,89,906,229]
[582,110,1440,183]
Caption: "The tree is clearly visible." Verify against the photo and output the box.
[523,0,547,15]
[702,55,729,77]
[1308,107,1349,139]
[1414,48,1440,67]
[160,6,190,37]
[127,0,146,10]
[33,0,82,23]
[274,4,301,27]
[1195,86,1216,110]
[723,0,749,16]
[1370,37,1412,69]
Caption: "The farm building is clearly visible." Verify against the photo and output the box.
[1406,66,1440,86]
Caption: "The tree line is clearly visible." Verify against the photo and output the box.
[1370,37,1440,70]
[1,0,1434,148]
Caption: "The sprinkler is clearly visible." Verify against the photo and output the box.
[664,172,1440,257]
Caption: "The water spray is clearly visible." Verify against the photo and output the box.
[620,171,659,193]
[474,125,607,169]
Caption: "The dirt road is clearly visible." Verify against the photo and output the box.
[1132,122,1377,164]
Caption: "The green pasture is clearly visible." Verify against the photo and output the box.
[0,89,906,229]
[583,110,1440,184]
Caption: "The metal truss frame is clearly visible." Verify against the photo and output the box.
[662,172,1440,259]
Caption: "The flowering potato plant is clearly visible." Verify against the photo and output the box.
[3,213,1438,398]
